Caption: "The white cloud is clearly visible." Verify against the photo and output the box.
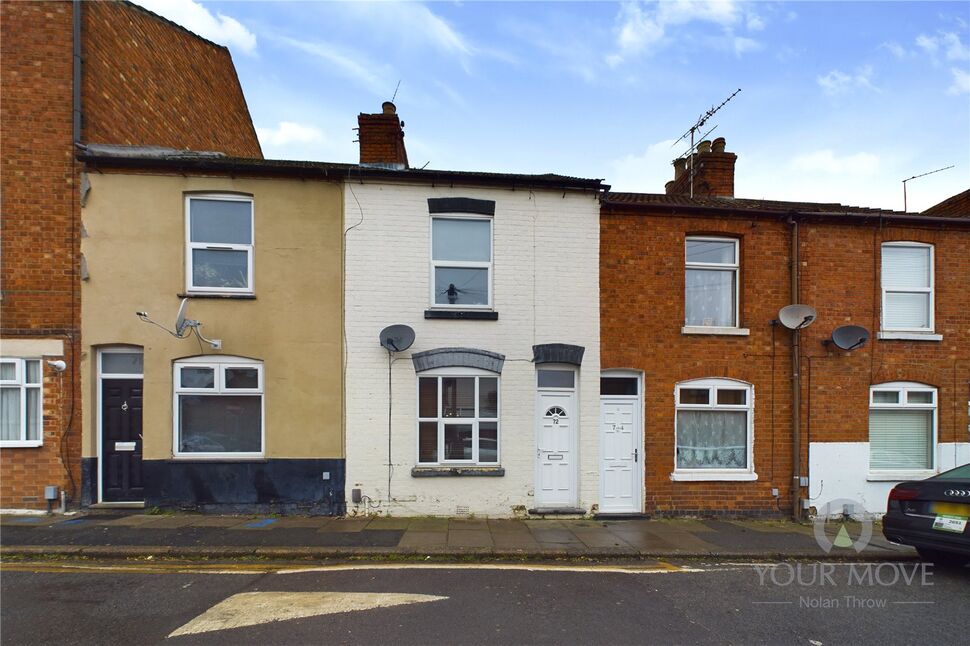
[916,31,970,62]
[733,36,760,56]
[608,139,680,193]
[947,67,970,95]
[609,0,753,64]
[881,41,908,59]
[791,150,880,176]
[133,0,256,54]
[256,121,325,148]
[817,65,879,95]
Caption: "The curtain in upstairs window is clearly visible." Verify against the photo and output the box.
[685,269,735,327]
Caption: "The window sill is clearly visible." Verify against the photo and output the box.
[867,470,936,482]
[0,441,43,449]
[877,332,942,341]
[411,466,505,477]
[179,292,256,300]
[670,471,758,482]
[681,326,750,336]
[424,310,498,321]
[169,456,267,462]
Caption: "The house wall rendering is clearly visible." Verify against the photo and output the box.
[0,0,261,510]
[344,181,602,517]
[79,171,344,512]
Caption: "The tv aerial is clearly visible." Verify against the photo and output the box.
[828,325,870,351]
[778,304,817,330]
[379,324,415,353]
[671,88,741,198]
[136,298,222,349]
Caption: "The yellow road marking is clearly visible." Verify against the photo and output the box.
[1,560,701,576]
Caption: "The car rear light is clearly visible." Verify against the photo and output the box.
[889,486,920,501]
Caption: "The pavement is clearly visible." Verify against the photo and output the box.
[0,512,916,561]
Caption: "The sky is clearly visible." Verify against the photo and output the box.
[133,0,969,212]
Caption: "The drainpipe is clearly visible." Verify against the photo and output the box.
[73,0,82,145]
[789,215,802,521]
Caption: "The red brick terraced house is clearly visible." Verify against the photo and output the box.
[600,137,970,518]
[1,0,261,510]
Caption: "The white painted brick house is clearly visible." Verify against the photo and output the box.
[343,103,606,517]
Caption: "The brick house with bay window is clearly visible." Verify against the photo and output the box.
[1,0,261,509]
[601,138,970,517]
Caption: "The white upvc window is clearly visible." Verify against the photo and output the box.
[881,242,933,333]
[0,358,43,447]
[417,369,499,464]
[430,216,492,308]
[869,382,936,475]
[173,356,264,458]
[673,378,755,481]
[185,194,254,294]
[685,237,739,328]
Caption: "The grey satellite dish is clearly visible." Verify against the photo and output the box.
[778,304,817,330]
[379,324,415,352]
[831,325,869,351]
[174,298,190,337]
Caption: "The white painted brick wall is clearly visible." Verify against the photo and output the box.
[344,181,601,517]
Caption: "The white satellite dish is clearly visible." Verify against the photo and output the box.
[174,298,189,337]
[778,304,817,330]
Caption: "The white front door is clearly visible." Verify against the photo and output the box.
[600,398,641,513]
[535,391,577,508]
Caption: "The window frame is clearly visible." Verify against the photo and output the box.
[429,215,493,310]
[684,236,740,329]
[880,242,934,334]
[172,355,264,459]
[184,193,255,295]
[0,358,43,448]
[868,381,937,478]
[415,367,500,465]
[672,377,755,481]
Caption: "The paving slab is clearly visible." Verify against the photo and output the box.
[186,516,252,528]
[407,519,450,531]
[135,516,201,529]
[321,519,370,533]
[103,515,172,527]
[448,529,493,548]
[398,531,448,548]
[571,528,634,549]
[491,533,541,551]
[272,517,333,529]
[449,519,488,531]
[530,528,580,544]
[365,517,412,530]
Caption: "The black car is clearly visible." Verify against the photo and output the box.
[883,463,970,567]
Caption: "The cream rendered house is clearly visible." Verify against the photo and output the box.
[343,104,607,516]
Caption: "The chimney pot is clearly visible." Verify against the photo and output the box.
[712,137,726,153]
[697,140,712,154]
[673,157,687,180]
[382,101,397,115]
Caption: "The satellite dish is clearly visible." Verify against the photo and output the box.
[831,325,870,351]
[379,324,415,352]
[778,304,817,330]
[174,298,189,337]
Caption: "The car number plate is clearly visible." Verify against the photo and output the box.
[932,515,968,533]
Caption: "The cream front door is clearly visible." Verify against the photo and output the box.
[535,391,577,508]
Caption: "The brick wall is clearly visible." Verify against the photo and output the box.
[357,103,408,167]
[0,0,261,508]
[601,205,970,517]
[82,1,261,157]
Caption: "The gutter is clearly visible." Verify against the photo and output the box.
[601,201,970,226]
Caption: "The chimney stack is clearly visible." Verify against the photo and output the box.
[665,136,737,198]
[357,101,409,169]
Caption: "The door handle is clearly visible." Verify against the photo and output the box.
[634,448,639,463]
